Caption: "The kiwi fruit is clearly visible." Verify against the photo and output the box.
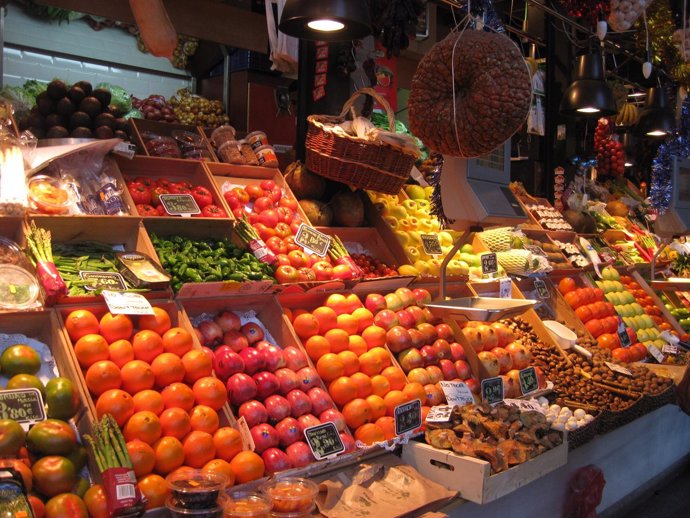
[71,127,93,139]
[114,118,129,132]
[68,86,85,105]
[73,80,92,96]
[56,97,76,117]
[94,126,114,139]
[79,97,102,118]
[93,112,115,129]
[44,113,66,128]
[70,111,92,129]
[93,88,111,108]
[47,79,68,100]
[113,130,128,140]
[36,92,55,116]
[46,126,69,139]
[29,127,46,139]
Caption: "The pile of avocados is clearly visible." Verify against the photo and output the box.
[19,79,130,140]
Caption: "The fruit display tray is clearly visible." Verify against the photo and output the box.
[129,118,218,161]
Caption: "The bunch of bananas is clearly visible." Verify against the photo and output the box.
[615,103,639,126]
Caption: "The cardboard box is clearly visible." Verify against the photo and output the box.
[401,438,568,504]
[129,119,218,161]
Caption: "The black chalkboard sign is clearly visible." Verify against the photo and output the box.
[79,271,127,291]
[160,194,201,215]
[481,377,504,405]
[421,234,442,256]
[519,367,539,395]
[394,399,422,435]
[481,253,498,275]
[0,388,45,424]
[304,422,345,460]
[295,224,331,257]
[617,318,632,348]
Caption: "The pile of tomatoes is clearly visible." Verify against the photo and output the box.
[126,176,228,218]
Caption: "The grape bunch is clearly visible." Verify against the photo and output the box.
[595,118,625,177]
[169,89,230,128]
[132,95,179,123]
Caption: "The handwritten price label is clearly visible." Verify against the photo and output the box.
[519,367,539,395]
[481,253,498,275]
[438,381,475,407]
[481,377,504,405]
[159,194,201,216]
[605,361,632,377]
[294,224,331,257]
[421,234,442,256]
[103,291,154,316]
[0,388,45,429]
[394,399,422,435]
[79,271,127,291]
[304,422,345,459]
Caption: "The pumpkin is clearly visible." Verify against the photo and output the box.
[409,30,532,158]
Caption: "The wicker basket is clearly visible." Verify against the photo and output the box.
[305,88,417,195]
[642,384,677,413]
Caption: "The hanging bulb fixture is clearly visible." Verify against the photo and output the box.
[597,21,607,41]
[636,86,676,137]
[559,52,617,117]
[278,0,371,41]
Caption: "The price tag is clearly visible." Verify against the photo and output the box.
[421,234,442,256]
[236,416,255,451]
[662,344,679,355]
[617,317,632,348]
[0,389,46,430]
[518,367,540,395]
[78,271,127,291]
[598,247,617,263]
[425,405,453,423]
[304,422,345,460]
[503,398,545,414]
[481,253,498,275]
[481,377,504,405]
[394,399,422,435]
[159,194,201,216]
[499,277,512,298]
[102,291,154,316]
[438,381,475,407]
[534,279,550,299]
[113,142,137,159]
[648,345,665,363]
[525,245,546,257]
[294,223,331,257]
[605,361,633,376]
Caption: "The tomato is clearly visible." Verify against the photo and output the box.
[128,184,152,205]
[312,261,333,280]
[267,187,282,203]
[260,180,276,191]
[276,207,293,224]
[279,197,298,210]
[274,254,290,267]
[265,236,287,255]
[558,277,577,295]
[253,196,274,213]
[245,184,265,200]
[254,223,276,241]
[275,265,300,283]
[191,186,213,208]
[136,204,158,216]
[231,187,250,204]
[134,176,154,188]
[224,191,241,209]
[298,267,316,282]
[287,250,310,269]
[274,222,292,239]
[156,204,167,216]
[200,204,228,218]
[257,209,279,228]
[155,178,172,189]
[332,264,355,280]
[151,186,169,205]
[169,183,192,195]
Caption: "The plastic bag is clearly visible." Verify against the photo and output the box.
[563,465,606,518]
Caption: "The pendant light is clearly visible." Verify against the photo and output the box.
[619,130,636,167]
[559,52,617,117]
[636,86,676,137]
[278,0,371,41]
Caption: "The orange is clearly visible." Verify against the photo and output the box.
[202,459,235,487]
[324,293,350,315]
[344,293,363,314]
[368,347,391,369]
[213,427,243,462]
[304,335,330,361]
[95,389,134,426]
[64,309,100,342]
[229,450,265,484]
[328,376,357,406]
[383,390,409,417]
[192,376,227,410]
[351,307,374,333]
[181,349,213,384]
[324,328,349,353]
[291,308,308,321]
[133,389,164,415]
[138,473,170,509]
[138,307,172,336]
[150,353,186,388]
[354,423,385,445]
[99,313,134,344]
[375,416,397,440]
[348,335,368,356]
[365,394,387,420]
[316,353,345,382]
[123,410,162,445]
[120,360,155,394]
[312,306,338,334]
[337,350,360,376]
[161,382,196,412]
[358,351,383,376]
[159,407,192,439]
[152,436,184,475]
[370,375,391,397]
[127,439,156,477]
[381,366,406,390]
[292,313,320,340]
[162,327,194,357]
[342,398,373,429]
[83,484,108,518]
[74,334,109,369]
[350,372,372,398]
[85,360,122,396]
[190,405,220,434]
[558,277,577,295]
[361,325,387,349]
[402,382,426,404]
[336,314,358,334]
[132,330,165,363]
[182,430,216,468]
[108,339,134,368]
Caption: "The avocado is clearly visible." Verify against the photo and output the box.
[17,116,30,131]
[69,111,92,129]
[107,104,124,118]
[71,127,93,139]
[73,80,92,96]
[47,79,68,100]
[93,88,112,108]
[94,125,114,139]
[79,96,102,118]
[56,97,76,117]
[114,118,129,132]
[113,129,128,140]
[93,112,115,129]
[46,126,69,139]
[67,86,85,105]
[27,112,44,129]
[44,113,66,128]
[28,127,46,139]
[36,91,55,116]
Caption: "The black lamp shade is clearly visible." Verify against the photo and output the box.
[559,53,617,117]
[636,87,676,137]
[279,0,371,41]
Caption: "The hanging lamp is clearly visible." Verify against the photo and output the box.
[636,86,676,137]
[559,52,617,117]
[278,0,371,41]
[619,130,636,166]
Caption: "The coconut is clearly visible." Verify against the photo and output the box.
[286,162,326,200]
[299,200,333,226]
[606,200,628,217]
[562,209,597,234]
[330,190,364,227]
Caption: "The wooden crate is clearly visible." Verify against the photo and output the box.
[129,119,217,161]
[630,271,685,336]
[199,146,280,176]
[401,438,568,504]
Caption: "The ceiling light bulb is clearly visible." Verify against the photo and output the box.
[646,130,667,136]
[628,92,646,98]
[624,161,633,167]
[577,107,601,113]
[307,19,345,31]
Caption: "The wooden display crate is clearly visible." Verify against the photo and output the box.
[518,229,580,274]
[516,195,574,232]
[115,155,232,219]
[198,138,279,175]
[401,437,568,504]
[129,119,217,161]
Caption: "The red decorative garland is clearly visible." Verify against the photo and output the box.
[560,0,610,27]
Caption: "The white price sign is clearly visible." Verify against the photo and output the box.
[499,277,512,298]
[662,344,679,355]
[648,345,665,363]
[425,405,453,423]
[102,291,155,316]
[438,381,475,407]
[503,398,545,414]
[604,361,632,377]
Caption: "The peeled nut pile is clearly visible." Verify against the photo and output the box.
[534,398,595,432]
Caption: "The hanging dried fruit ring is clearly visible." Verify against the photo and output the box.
[409,30,532,158]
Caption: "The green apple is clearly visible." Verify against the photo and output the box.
[595,280,605,290]
[447,260,469,276]
[405,185,427,200]
[439,232,454,247]
[423,186,434,199]
[642,315,654,328]
[402,199,418,213]
[413,260,431,275]
[384,205,408,220]
[631,303,643,315]
[653,339,667,348]
[606,293,616,304]
[460,243,475,254]
[623,316,634,330]
[394,230,409,246]
[637,329,649,342]
[418,218,437,232]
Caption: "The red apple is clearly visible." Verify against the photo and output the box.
[264,394,291,423]
[426,365,444,384]
[197,320,223,347]
[340,432,356,453]
[286,389,312,417]
[260,345,286,372]
[319,409,346,431]
[406,305,426,326]
[407,367,431,385]
[384,293,404,311]
[223,330,249,353]
[241,322,264,344]
[374,309,399,331]
[226,373,257,406]
[395,309,416,329]
[297,413,320,430]
[449,342,466,361]
[412,288,432,306]
[394,287,416,308]
[237,399,268,427]
[275,417,303,447]
[398,348,424,372]
[386,326,412,353]
[250,423,280,454]
[253,371,280,400]
[212,346,245,381]
[239,347,265,375]
[454,360,472,380]
[408,329,426,349]
[262,447,292,474]
[424,384,445,406]
[307,387,334,415]
[286,441,315,468]
[505,342,531,370]
[435,323,455,341]
[416,323,438,344]
[439,359,457,381]
[296,367,319,391]
[365,293,387,313]
[465,377,480,395]
[254,340,273,351]
[214,311,241,333]
[283,346,308,371]
[478,351,500,377]
[419,345,438,366]
[432,339,451,360]
[274,368,300,395]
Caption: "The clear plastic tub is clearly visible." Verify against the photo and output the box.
[223,491,272,518]
[166,497,223,518]
[211,125,237,148]
[0,237,27,266]
[166,469,228,509]
[27,176,71,215]
[0,265,40,309]
[270,503,316,518]
[260,478,318,514]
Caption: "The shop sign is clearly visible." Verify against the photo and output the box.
[159,194,200,216]
[438,381,474,407]
[294,224,331,257]
[420,234,442,256]
[394,399,422,435]
[518,367,539,395]
[481,377,504,405]
[0,388,45,429]
[481,253,498,275]
[79,271,127,291]
[102,291,155,316]
[304,422,344,460]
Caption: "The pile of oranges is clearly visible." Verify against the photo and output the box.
[63,306,265,509]
[288,293,428,445]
